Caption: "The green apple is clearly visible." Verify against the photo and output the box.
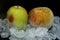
[7,6,28,29]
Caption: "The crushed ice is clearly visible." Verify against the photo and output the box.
[0,16,60,40]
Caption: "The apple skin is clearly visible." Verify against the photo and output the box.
[29,7,54,29]
[7,6,28,29]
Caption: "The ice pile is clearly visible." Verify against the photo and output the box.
[0,16,60,40]
[9,25,57,40]
[9,26,48,40]
[49,16,60,39]
[0,19,10,38]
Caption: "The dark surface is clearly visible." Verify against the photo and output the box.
[0,0,60,19]
[0,36,9,40]
[0,0,60,40]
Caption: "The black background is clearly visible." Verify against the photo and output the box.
[0,0,60,40]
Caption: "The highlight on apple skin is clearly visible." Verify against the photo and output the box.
[7,5,28,29]
[29,7,54,29]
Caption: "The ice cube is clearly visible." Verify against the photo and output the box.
[49,23,60,34]
[1,32,10,38]
[0,22,2,27]
[0,26,3,33]
[10,27,17,35]
[25,27,48,40]
[14,30,25,38]
[9,36,19,40]
[42,37,50,40]
[2,18,8,23]
[55,31,60,40]
[10,27,25,38]
[25,24,32,30]
[0,19,3,27]
[0,19,2,23]
[23,37,35,40]
[54,16,60,24]
[35,27,48,37]
[48,33,56,39]
[25,28,35,38]
[9,35,24,40]
[34,36,42,40]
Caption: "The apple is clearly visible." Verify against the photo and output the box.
[7,6,28,29]
[29,7,54,28]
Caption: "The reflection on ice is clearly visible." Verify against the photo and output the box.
[0,16,60,40]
